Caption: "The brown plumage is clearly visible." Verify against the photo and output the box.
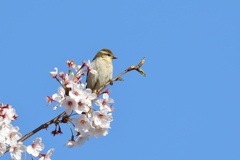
[86,48,117,92]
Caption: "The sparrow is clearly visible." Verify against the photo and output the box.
[86,48,117,92]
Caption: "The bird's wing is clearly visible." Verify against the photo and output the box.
[86,71,97,91]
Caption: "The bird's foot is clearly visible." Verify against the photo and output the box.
[109,79,114,85]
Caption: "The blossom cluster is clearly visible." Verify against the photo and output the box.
[47,60,114,148]
[0,104,54,159]
[0,104,23,158]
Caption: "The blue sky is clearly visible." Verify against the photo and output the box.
[0,0,240,160]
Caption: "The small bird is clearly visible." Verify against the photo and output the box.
[86,48,117,92]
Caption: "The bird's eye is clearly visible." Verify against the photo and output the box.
[107,54,111,56]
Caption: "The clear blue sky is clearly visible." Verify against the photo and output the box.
[0,1,240,160]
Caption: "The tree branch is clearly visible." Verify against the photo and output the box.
[97,57,145,93]
[4,57,145,153]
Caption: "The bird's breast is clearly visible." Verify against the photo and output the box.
[94,58,113,79]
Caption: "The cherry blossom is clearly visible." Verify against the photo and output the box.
[75,134,89,147]
[69,84,84,99]
[88,127,109,138]
[85,60,97,75]
[49,68,58,78]
[92,110,113,129]
[0,107,16,125]
[95,93,114,112]
[5,126,22,146]
[9,142,26,159]
[60,97,77,114]
[0,142,6,156]
[27,137,45,157]
[52,87,65,103]
[72,114,91,133]
[39,148,55,160]
[64,140,77,148]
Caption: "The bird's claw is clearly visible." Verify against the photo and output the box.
[109,79,114,85]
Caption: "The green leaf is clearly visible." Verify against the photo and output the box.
[138,69,146,77]
[116,77,124,81]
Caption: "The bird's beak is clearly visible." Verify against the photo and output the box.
[112,55,117,59]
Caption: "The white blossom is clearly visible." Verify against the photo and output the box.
[60,97,77,114]
[1,107,16,124]
[27,137,44,157]
[64,140,77,148]
[39,148,55,160]
[9,142,26,159]
[95,93,114,112]
[49,68,58,78]
[92,110,113,128]
[5,126,22,146]
[0,142,6,156]
[72,115,91,133]
[52,87,65,102]
[88,127,109,138]
[85,60,97,75]
[63,72,75,87]
[75,135,89,147]
[69,83,84,99]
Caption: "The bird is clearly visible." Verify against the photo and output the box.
[86,48,117,92]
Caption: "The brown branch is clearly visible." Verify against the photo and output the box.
[97,57,145,93]
[5,112,66,153]
[4,57,145,153]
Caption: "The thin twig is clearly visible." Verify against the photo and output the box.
[97,57,145,93]
[5,112,66,153]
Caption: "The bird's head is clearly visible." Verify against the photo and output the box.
[94,48,117,62]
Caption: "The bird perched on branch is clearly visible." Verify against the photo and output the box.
[86,48,117,92]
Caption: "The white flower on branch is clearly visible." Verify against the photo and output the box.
[60,97,78,114]
[0,142,6,156]
[27,137,45,157]
[73,88,97,114]
[69,83,85,99]
[49,68,58,78]
[5,126,22,146]
[85,60,97,75]
[95,93,114,112]
[88,127,109,138]
[0,123,11,142]
[1,106,17,125]
[64,139,77,148]
[84,88,97,104]
[62,72,75,87]
[72,114,91,133]
[75,134,89,147]
[39,148,55,160]
[9,142,26,159]
[92,110,113,129]
[52,87,65,103]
